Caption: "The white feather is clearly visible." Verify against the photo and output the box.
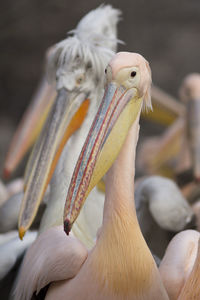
[13,227,87,300]
[47,5,122,88]
[0,231,36,280]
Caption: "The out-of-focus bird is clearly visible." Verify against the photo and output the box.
[144,85,184,126]
[159,230,200,300]
[5,178,24,197]
[0,178,24,232]
[3,72,56,179]
[191,200,200,231]
[176,237,200,299]
[138,73,200,184]
[14,52,171,300]
[0,230,37,280]
[135,176,194,257]
[0,178,23,207]
[18,5,121,249]
[0,192,22,233]
[0,180,8,206]
[177,73,200,180]
[0,188,49,233]
[137,118,184,178]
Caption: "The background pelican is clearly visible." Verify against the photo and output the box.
[0,178,24,232]
[135,176,194,257]
[138,73,200,185]
[0,230,36,281]
[3,72,56,179]
[159,229,200,299]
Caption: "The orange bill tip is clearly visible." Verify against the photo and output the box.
[19,226,26,240]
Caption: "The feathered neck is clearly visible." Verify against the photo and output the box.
[90,119,169,299]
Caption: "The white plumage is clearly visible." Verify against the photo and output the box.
[0,230,36,280]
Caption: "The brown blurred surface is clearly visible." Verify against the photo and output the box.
[0,0,200,176]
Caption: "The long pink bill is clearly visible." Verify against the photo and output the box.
[63,82,137,234]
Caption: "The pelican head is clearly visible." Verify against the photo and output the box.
[179,73,200,181]
[47,36,115,99]
[63,52,152,233]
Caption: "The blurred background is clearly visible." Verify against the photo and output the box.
[0,0,200,176]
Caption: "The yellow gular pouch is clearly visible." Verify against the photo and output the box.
[85,95,143,199]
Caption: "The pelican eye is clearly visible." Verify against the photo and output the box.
[131,71,137,77]
[76,74,84,85]
[105,68,107,74]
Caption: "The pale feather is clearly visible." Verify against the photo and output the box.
[13,226,87,300]
[159,230,200,300]
[0,230,36,280]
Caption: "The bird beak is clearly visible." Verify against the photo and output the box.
[187,99,200,181]
[18,88,89,239]
[3,77,56,178]
[63,81,143,234]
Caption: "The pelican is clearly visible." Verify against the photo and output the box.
[177,73,200,180]
[0,188,49,233]
[138,73,200,184]
[159,229,200,299]
[192,200,200,231]
[0,178,23,207]
[0,180,8,206]
[137,118,184,178]
[15,52,171,300]
[135,176,194,257]
[0,230,36,280]
[177,237,200,299]
[144,85,184,126]
[5,177,24,197]
[18,5,121,249]
[0,177,24,232]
